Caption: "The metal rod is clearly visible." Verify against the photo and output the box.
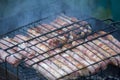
[57,54,120,80]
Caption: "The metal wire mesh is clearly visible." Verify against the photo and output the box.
[0,14,120,80]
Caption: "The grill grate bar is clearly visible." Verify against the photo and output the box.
[4,19,85,51]
[18,27,71,78]
[57,54,120,80]
[23,24,117,63]
[52,18,103,73]
[29,27,117,66]
[24,22,92,76]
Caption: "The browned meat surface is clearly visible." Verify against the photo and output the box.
[0,15,120,80]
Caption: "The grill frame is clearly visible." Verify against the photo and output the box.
[0,14,120,80]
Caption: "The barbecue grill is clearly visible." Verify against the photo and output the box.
[0,13,120,80]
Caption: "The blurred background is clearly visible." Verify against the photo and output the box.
[0,0,120,34]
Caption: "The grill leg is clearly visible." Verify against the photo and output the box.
[5,62,8,80]
[16,66,19,80]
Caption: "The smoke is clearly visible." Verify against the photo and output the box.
[60,0,94,18]
[0,0,95,35]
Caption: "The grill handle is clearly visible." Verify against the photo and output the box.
[110,21,120,25]
[103,19,120,29]
[110,21,120,29]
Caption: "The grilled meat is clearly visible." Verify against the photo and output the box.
[0,15,120,80]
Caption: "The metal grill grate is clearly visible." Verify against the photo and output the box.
[0,14,120,80]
